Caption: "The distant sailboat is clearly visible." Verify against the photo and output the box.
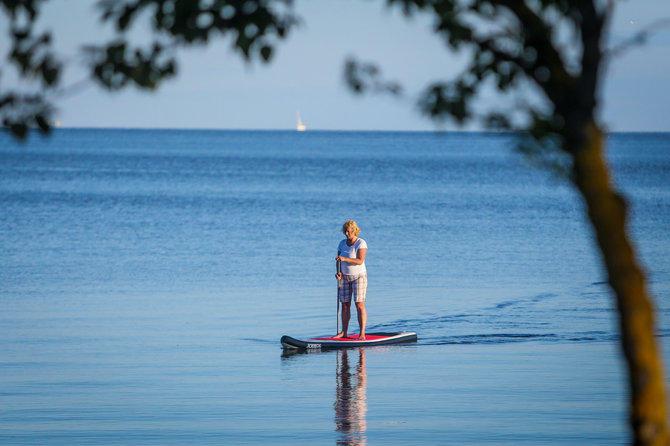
[296,111,306,132]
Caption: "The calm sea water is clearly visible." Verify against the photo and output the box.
[1,129,669,445]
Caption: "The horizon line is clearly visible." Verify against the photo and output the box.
[5,126,669,135]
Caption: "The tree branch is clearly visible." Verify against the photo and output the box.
[607,17,670,59]
[494,0,575,91]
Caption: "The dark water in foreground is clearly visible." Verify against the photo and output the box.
[1,129,669,444]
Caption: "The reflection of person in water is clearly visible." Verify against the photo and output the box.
[334,349,367,445]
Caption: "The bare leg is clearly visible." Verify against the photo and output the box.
[334,302,351,338]
[355,301,367,340]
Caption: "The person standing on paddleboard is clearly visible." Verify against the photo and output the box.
[335,220,368,340]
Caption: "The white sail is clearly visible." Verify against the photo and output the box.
[296,111,306,131]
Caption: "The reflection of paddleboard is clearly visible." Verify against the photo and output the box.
[281,332,418,350]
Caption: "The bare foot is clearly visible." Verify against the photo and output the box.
[358,334,366,340]
[333,332,347,339]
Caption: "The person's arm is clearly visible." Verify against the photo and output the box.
[337,248,367,265]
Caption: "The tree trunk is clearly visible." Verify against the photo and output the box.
[571,121,669,445]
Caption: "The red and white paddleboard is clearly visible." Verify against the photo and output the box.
[280,332,418,350]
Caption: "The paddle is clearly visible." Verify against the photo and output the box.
[336,251,341,334]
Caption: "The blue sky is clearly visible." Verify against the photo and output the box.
[3,0,669,131]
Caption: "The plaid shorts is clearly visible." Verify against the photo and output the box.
[338,273,367,303]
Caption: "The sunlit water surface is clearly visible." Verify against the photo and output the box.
[1,129,669,444]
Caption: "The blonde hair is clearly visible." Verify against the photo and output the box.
[342,220,361,236]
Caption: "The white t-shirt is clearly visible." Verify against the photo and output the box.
[338,238,367,276]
